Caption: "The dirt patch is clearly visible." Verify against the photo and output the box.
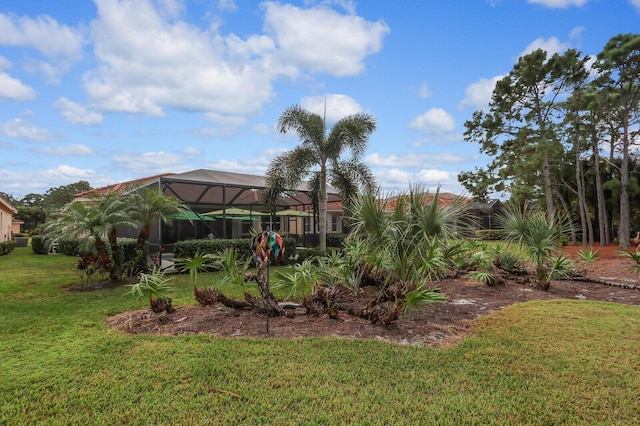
[106,244,640,347]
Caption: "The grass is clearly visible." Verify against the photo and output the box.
[1,247,640,424]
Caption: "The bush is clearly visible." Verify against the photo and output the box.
[298,247,324,263]
[31,235,48,255]
[475,229,505,240]
[0,240,15,256]
[326,233,347,249]
[58,238,82,256]
[174,236,298,265]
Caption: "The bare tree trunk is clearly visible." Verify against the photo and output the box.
[619,111,631,248]
[575,137,590,246]
[591,134,609,245]
[543,152,555,220]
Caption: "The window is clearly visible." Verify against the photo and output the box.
[331,215,339,233]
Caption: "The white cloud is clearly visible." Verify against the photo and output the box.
[0,55,12,69]
[0,12,85,81]
[0,13,85,59]
[458,75,503,110]
[409,108,455,134]
[300,94,363,123]
[527,0,588,7]
[374,167,463,194]
[37,144,93,156]
[112,151,185,174]
[1,118,53,141]
[0,72,36,101]
[83,0,387,124]
[366,152,464,168]
[86,0,278,117]
[0,165,99,194]
[208,147,287,175]
[518,36,571,59]
[262,2,389,77]
[54,97,103,126]
[416,169,457,183]
[631,0,640,11]
[217,0,238,12]
[418,82,432,99]
[183,146,202,158]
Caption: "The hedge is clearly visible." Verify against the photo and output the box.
[475,229,505,240]
[31,235,48,254]
[173,236,298,264]
[0,240,15,256]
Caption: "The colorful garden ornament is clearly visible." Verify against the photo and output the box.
[251,231,285,334]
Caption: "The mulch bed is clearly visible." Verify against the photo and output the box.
[103,243,640,347]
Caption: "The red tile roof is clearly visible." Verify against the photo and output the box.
[74,173,174,198]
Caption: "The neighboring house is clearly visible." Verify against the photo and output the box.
[382,192,503,231]
[467,199,504,230]
[0,194,18,242]
[74,169,343,248]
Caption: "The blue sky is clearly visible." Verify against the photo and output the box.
[0,0,637,198]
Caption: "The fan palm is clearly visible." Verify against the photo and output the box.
[497,203,574,290]
[347,184,472,283]
[265,105,377,252]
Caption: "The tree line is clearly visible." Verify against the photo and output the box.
[460,33,640,248]
[1,181,93,233]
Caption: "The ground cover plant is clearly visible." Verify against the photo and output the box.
[2,246,640,424]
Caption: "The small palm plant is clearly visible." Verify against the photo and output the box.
[126,267,175,313]
[402,281,446,315]
[498,204,574,290]
[618,249,640,276]
[211,248,252,287]
[174,251,213,285]
[273,259,320,300]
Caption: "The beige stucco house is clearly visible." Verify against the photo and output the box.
[0,194,18,242]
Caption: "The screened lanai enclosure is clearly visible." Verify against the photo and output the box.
[109,169,343,251]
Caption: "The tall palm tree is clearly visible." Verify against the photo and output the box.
[265,105,377,251]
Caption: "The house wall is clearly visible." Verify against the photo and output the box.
[0,208,13,242]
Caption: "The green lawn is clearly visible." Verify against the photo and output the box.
[1,247,639,425]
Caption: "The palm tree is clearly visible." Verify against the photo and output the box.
[127,186,188,251]
[265,105,377,252]
[45,193,134,281]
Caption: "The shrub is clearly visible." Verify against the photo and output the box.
[31,235,48,254]
[58,238,82,256]
[298,247,324,263]
[174,236,297,265]
[326,233,347,249]
[0,240,16,256]
[76,253,112,284]
[475,229,505,240]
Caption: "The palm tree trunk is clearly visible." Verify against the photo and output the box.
[319,163,328,252]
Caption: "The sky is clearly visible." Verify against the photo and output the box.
[0,0,638,199]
